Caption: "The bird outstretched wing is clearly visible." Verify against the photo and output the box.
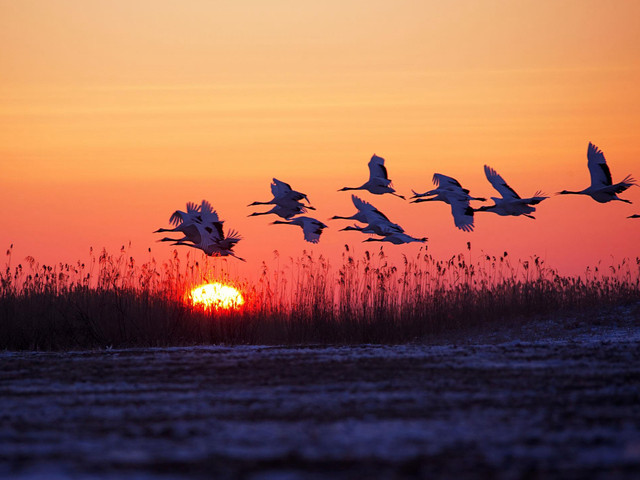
[186,202,200,214]
[368,155,390,182]
[300,217,327,244]
[351,195,377,212]
[351,195,395,225]
[180,224,203,243]
[169,211,185,226]
[271,178,293,197]
[200,200,221,224]
[169,201,200,226]
[484,165,521,200]
[448,195,474,232]
[432,173,463,190]
[372,221,404,235]
[200,199,213,215]
[587,142,613,187]
[195,221,224,244]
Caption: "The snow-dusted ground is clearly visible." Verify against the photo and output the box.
[2,321,640,479]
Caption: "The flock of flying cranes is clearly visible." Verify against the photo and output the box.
[154,142,637,261]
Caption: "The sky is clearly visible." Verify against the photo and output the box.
[1,0,639,280]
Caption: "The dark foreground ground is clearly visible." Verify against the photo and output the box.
[2,314,640,479]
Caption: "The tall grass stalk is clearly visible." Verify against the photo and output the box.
[1,244,639,350]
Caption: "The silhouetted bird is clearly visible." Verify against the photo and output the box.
[155,200,224,244]
[411,173,485,232]
[363,233,428,245]
[155,201,243,261]
[338,223,404,236]
[248,203,311,220]
[248,178,312,207]
[272,216,328,244]
[411,173,485,201]
[332,195,404,235]
[557,142,636,203]
[475,165,548,219]
[338,154,405,199]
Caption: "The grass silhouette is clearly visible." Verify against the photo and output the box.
[1,244,639,350]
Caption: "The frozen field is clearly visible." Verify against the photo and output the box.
[2,320,640,479]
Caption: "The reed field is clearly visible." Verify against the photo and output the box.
[1,244,639,350]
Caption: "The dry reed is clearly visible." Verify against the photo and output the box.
[1,244,638,350]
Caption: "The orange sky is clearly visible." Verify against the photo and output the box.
[1,0,639,279]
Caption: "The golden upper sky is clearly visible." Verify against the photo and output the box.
[2,0,639,275]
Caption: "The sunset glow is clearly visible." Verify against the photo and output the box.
[1,1,639,277]
[189,283,245,310]
[2,3,640,477]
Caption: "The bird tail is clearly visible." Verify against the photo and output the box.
[527,191,548,205]
[621,174,637,186]
[224,229,243,242]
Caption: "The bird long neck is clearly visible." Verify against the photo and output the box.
[474,205,493,213]
[171,241,198,249]
[339,186,361,191]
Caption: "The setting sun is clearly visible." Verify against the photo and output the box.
[189,283,245,310]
